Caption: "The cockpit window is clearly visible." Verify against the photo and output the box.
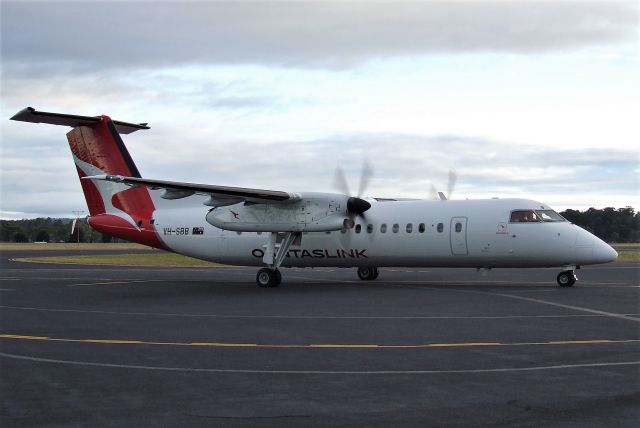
[509,210,541,223]
[535,210,566,222]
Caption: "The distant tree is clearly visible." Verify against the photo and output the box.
[35,230,50,242]
[560,206,639,243]
[13,231,29,243]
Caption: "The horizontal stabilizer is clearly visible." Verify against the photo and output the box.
[10,107,149,134]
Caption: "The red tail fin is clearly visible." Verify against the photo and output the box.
[67,117,151,217]
[11,107,167,249]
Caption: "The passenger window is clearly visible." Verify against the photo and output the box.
[392,223,399,233]
[437,223,443,233]
[366,224,373,234]
[355,224,362,233]
[510,210,541,223]
[406,223,413,233]
[419,223,425,233]
[455,222,462,233]
[380,224,387,233]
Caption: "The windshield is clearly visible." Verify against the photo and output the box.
[535,210,566,222]
[509,210,541,223]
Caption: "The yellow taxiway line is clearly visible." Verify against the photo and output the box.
[1,334,639,349]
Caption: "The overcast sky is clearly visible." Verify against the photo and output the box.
[1,0,638,219]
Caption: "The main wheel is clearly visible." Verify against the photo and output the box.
[257,268,281,288]
[357,267,379,281]
[557,270,577,287]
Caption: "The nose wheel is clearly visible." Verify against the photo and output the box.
[557,270,577,287]
[257,268,282,288]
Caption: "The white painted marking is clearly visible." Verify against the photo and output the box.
[67,279,166,287]
[0,352,637,375]
[1,305,638,320]
[490,293,640,323]
[400,284,640,323]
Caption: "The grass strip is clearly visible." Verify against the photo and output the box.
[0,243,150,251]
[615,251,640,263]
[12,253,227,268]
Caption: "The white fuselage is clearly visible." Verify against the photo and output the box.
[151,196,616,269]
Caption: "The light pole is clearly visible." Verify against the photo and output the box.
[71,210,85,245]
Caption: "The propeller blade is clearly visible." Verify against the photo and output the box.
[333,167,351,196]
[447,170,457,200]
[429,183,439,200]
[357,159,374,197]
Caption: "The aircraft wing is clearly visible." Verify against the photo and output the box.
[83,175,300,207]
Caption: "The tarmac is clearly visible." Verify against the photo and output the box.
[1,249,639,427]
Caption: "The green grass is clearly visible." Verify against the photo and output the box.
[611,243,640,248]
[0,243,150,251]
[615,251,640,263]
[12,253,227,268]
[5,242,638,265]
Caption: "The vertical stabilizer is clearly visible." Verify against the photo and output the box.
[10,107,166,248]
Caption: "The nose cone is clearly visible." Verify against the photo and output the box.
[593,239,618,264]
[573,227,617,265]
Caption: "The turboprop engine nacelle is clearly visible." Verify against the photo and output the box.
[205,193,350,232]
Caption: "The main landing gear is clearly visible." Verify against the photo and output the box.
[256,231,301,288]
[357,266,379,281]
[557,270,577,287]
[256,267,282,288]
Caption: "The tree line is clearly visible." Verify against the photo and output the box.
[0,217,120,243]
[560,207,639,243]
[1,207,639,244]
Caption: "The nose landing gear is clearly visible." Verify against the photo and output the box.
[557,270,577,287]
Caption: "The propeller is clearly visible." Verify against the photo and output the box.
[447,170,458,200]
[431,169,458,200]
[333,160,373,228]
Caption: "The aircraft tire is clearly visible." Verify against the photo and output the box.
[357,267,379,281]
[257,268,281,288]
[557,270,576,287]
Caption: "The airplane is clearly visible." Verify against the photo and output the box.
[10,107,618,288]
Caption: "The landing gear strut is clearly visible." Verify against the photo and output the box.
[557,270,577,287]
[357,266,379,281]
[256,231,300,288]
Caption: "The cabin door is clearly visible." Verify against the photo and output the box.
[450,217,468,255]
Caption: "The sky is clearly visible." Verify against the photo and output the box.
[1,0,638,219]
